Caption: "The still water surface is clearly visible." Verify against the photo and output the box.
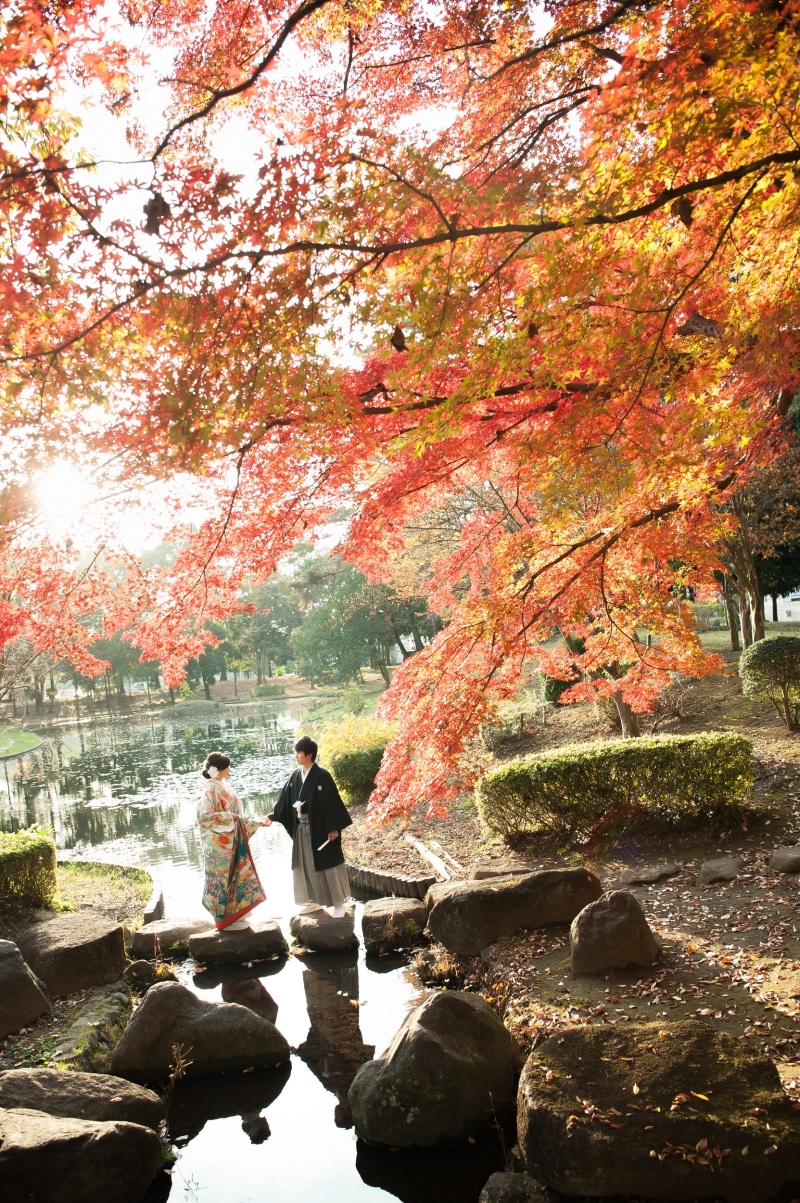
[0,707,506,1202]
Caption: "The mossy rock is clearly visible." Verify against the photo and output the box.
[518,1019,800,1202]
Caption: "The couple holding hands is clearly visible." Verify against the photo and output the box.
[198,735,353,931]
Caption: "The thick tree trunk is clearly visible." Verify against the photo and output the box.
[430,613,442,637]
[169,686,176,704]
[729,496,765,643]
[202,673,212,701]
[612,690,641,738]
[771,594,779,623]
[233,668,238,698]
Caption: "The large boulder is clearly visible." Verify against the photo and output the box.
[110,980,290,1081]
[570,889,660,974]
[289,906,359,952]
[427,869,602,956]
[0,1107,164,1203]
[518,1019,800,1203]
[0,939,50,1037]
[14,915,126,998]
[188,917,287,965]
[349,990,518,1147]
[130,916,213,958]
[0,1068,163,1129]
[362,897,429,955]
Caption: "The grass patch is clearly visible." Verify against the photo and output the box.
[55,861,152,928]
[0,729,42,758]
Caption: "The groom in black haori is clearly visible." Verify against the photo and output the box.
[268,736,353,917]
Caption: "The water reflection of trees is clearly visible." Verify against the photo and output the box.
[0,712,298,863]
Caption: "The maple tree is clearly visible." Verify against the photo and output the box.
[2,0,800,813]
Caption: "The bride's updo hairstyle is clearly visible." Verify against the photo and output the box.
[202,752,231,780]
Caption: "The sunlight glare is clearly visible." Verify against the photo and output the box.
[35,460,97,539]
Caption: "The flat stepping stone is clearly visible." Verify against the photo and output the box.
[470,859,538,880]
[697,856,744,885]
[619,862,680,885]
[518,1019,800,1201]
[130,917,213,959]
[0,1107,164,1203]
[362,898,428,954]
[0,1068,162,1129]
[0,940,50,1038]
[289,906,358,952]
[15,915,125,998]
[188,918,287,965]
[110,980,290,1081]
[769,846,800,874]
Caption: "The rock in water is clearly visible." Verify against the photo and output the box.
[427,869,602,956]
[14,914,126,997]
[0,1068,163,1129]
[361,898,428,954]
[349,991,517,1147]
[518,1019,800,1202]
[188,917,287,965]
[570,889,659,974]
[0,1107,164,1203]
[110,980,290,1081]
[479,1172,551,1202]
[289,906,359,951]
[0,939,50,1037]
[130,917,214,958]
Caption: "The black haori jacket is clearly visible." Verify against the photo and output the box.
[269,762,353,872]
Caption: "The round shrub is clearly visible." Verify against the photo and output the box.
[322,716,396,805]
[739,635,800,730]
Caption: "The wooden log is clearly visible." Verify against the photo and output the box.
[429,839,465,876]
[404,834,451,881]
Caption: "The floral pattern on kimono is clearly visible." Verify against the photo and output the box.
[198,779,266,929]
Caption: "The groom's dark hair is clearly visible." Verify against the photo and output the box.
[294,736,318,761]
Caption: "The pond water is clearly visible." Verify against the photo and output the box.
[0,707,508,1202]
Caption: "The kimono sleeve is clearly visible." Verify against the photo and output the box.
[198,783,236,833]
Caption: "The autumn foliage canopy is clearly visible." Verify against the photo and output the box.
[1,0,799,813]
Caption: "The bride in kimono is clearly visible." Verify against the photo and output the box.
[198,752,270,930]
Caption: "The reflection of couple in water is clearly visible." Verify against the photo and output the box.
[198,735,353,930]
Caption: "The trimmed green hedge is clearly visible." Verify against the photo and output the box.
[323,716,395,806]
[251,682,285,698]
[477,732,752,843]
[0,827,57,910]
